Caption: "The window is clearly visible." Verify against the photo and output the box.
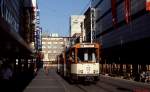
[53,42,57,44]
[42,46,46,48]
[42,38,47,40]
[48,51,52,53]
[53,50,56,53]
[61,47,64,49]
[71,51,75,62]
[78,48,97,62]
[48,46,51,48]
[48,42,52,44]
[42,42,45,44]
[84,53,88,61]
[92,53,96,61]
[42,51,46,53]
[60,42,64,44]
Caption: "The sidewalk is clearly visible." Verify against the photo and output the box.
[23,69,66,92]
[100,74,150,91]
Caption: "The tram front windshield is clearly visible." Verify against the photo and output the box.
[77,48,98,63]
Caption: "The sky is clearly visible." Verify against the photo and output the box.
[38,0,91,36]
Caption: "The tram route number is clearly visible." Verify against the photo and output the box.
[86,67,90,74]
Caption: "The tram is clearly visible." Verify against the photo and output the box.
[57,42,101,81]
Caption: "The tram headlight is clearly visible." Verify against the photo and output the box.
[79,70,83,74]
[93,70,98,74]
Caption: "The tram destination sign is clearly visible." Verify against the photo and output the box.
[81,44,95,48]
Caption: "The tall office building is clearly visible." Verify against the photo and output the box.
[91,0,150,77]
[23,0,38,50]
[0,0,21,33]
[0,0,39,72]
[0,0,38,52]
[84,7,96,43]
[70,15,85,37]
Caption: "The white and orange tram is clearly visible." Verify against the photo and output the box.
[57,42,101,81]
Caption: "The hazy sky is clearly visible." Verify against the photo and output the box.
[39,0,91,36]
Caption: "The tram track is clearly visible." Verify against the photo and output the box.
[74,81,107,92]
[53,68,133,92]
[95,81,130,92]
[75,85,88,92]
[74,78,132,92]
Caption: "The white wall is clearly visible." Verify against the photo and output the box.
[70,15,85,37]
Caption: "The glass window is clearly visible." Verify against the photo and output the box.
[53,50,56,53]
[42,38,47,40]
[53,46,57,49]
[60,42,63,44]
[77,48,97,62]
[53,42,57,44]
[92,53,96,61]
[48,51,52,53]
[48,46,51,48]
[42,46,46,48]
[42,42,45,44]
[84,53,88,61]
[42,51,46,53]
[48,42,51,44]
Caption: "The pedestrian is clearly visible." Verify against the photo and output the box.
[0,63,13,91]
[134,72,140,81]
[44,66,49,75]
[1,63,13,80]
[140,71,146,82]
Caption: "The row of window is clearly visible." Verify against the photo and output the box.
[42,46,64,49]
[0,0,19,32]
[42,41,64,45]
[42,38,64,40]
[42,50,63,54]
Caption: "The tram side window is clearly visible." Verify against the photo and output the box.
[71,51,75,63]
[77,49,84,62]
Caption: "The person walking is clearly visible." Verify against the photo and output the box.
[0,63,13,91]
[44,66,49,76]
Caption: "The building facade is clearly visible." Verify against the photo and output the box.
[0,0,39,82]
[0,0,37,54]
[70,15,85,37]
[42,33,70,67]
[22,0,38,48]
[0,0,20,33]
[84,7,96,43]
[91,0,150,78]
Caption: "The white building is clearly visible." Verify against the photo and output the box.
[70,15,85,37]
[42,34,70,67]
[50,33,59,37]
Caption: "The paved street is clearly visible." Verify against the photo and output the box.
[24,68,150,92]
